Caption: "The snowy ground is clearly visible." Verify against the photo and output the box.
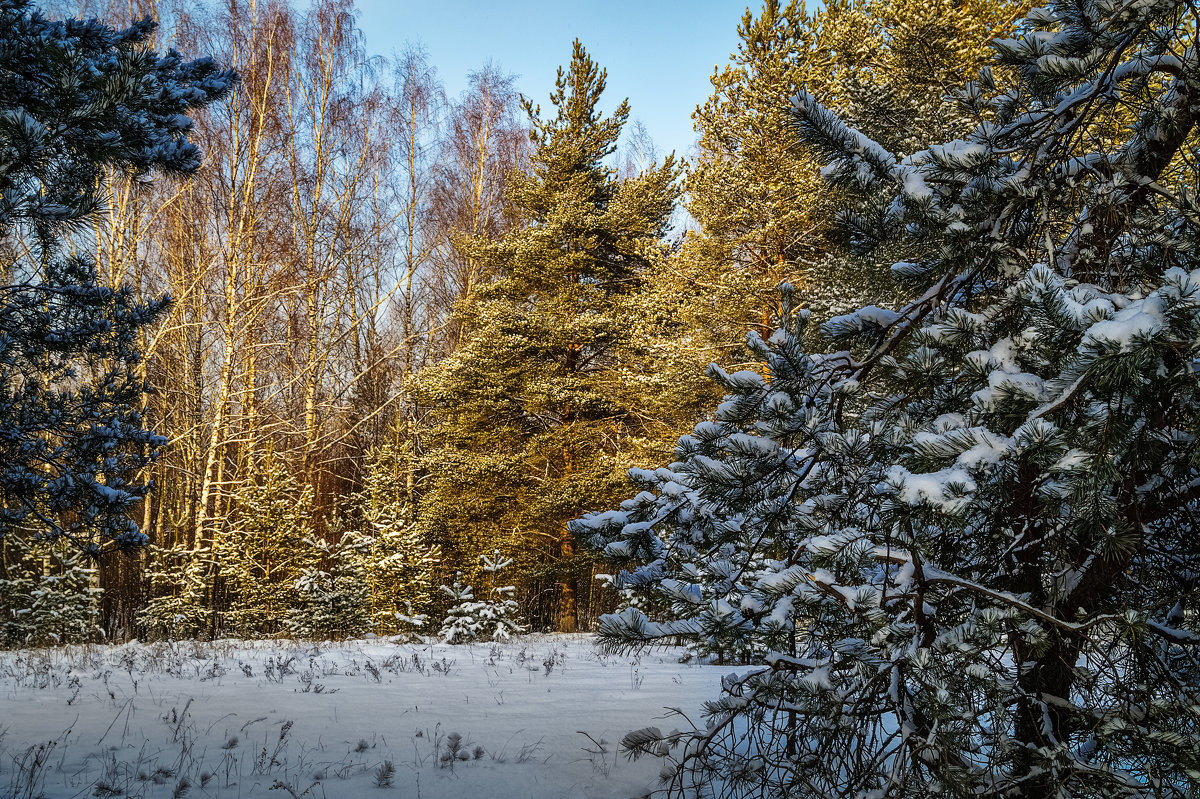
[0,635,733,799]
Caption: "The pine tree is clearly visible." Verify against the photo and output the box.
[686,1,823,285]
[683,0,1029,333]
[414,41,680,632]
[0,0,234,643]
[583,1,1200,796]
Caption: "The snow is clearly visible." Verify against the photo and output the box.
[754,566,806,593]
[1051,448,1091,471]
[90,483,127,504]
[1081,293,1165,351]
[0,636,737,799]
[914,428,1012,470]
[931,413,966,432]
[929,140,987,163]
[825,305,901,334]
[899,165,932,200]
[709,367,764,390]
[972,369,1049,407]
[886,465,976,511]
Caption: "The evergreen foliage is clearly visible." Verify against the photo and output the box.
[140,454,322,641]
[0,539,101,646]
[582,1,1200,796]
[219,454,316,637]
[414,41,680,632]
[0,0,234,240]
[140,439,441,641]
[683,0,1029,333]
[437,575,478,644]
[687,1,824,280]
[439,553,525,644]
[347,438,441,635]
[138,540,212,639]
[285,519,371,640]
[0,0,233,643]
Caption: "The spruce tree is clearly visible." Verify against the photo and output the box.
[438,553,525,644]
[348,438,441,635]
[218,453,316,637]
[138,538,212,639]
[582,1,1200,796]
[414,41,679,632]
[285,516,371,640]
[0,541,101,646]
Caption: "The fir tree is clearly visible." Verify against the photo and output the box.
[583,1,1200,796]
[415,41,680,632]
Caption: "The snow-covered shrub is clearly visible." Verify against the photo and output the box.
[0,540,101,647]
[581,2,1200,796]
[439,554,526,644]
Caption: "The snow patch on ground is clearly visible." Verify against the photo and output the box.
[0,635,735,799]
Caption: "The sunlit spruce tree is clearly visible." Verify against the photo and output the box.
[217,453,316,637]
[414,41,680,632]
[347,437,441,635]
[583,0,1200,796]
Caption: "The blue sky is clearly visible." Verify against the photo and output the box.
[352,0,756,161]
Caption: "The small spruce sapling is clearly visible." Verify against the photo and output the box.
[438,574,477,644]
[438,553,526,643]
[285,521,370,640]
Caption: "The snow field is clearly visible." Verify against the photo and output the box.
[0,636,735,799]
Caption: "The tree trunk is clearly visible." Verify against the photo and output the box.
[557,522,577,633]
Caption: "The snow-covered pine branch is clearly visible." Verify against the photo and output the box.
[1,0,232,644]
[579,2,1200,796]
